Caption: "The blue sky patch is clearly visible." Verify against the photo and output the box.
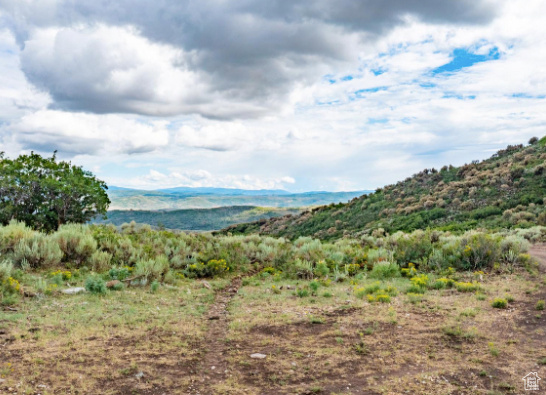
[371,68,386,76]
[419,82,436,89]
[432,47,500,74]
[511,93,546,99]
[352,86,388,99]
[367,118,388,125]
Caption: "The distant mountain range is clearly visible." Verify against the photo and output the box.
[107,186,371,211]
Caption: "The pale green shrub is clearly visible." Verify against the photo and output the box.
[54,224,98,266]
[13,233,62,269]
[89,250,112,272]
[0,259,14,281]
[135,255,169,281]
[0,221,35,253]
[369,261,400,279]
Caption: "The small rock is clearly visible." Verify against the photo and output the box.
[211,366,216,370]
[202,281,212,289]
[135,371,144,379]
[285,285,292,290]
[61,287,86,295]
[106,280,121,289]
[0,378,5,383]
[250,353,267,359]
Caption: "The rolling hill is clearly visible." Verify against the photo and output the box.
[94,206,301,231]
[220,137,546,239]
[107,187,370,211]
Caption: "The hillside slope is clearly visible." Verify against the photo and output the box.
[94,206,301,231]
[221,137,546,239]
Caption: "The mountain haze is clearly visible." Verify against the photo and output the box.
[107,187,369,211]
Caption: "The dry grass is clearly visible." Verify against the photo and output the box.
[1,268,545,394]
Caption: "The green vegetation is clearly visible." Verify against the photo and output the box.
[0,152,109,231]
[0,220,539,306]
[1,137,545,393]
[491,298,508,309]
[221,138,546,239]
[94,206,301,231]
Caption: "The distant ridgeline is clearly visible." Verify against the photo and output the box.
[106,187,369,211]
[93,206,302,231]
[219,137,546,240]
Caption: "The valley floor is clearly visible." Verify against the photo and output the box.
[2,251,546,394]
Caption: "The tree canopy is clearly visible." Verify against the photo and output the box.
[0,151,110,231]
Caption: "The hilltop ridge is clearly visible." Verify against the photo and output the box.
[221,137,546,239]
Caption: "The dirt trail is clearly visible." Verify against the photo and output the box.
[187,276,243,394]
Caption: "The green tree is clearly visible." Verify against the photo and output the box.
[0,151,110,231]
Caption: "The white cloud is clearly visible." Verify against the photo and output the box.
[109,169,296,190]
[0,0,545,192]
[12,110,170,154]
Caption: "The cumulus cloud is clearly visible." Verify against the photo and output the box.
[1,0,545,192]
[1,0,497,119]
[12,110,170,154]
[111,169,296,190]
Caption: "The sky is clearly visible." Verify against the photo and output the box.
[0,0,545,192]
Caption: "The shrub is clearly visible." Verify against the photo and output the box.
[491,298,508,309]
[460,233,500,270]
[109,266,131,281]
[296,288,309,298]
[89,250,113,272]
[13,233,63,269]
[536,300,545,311]
[150,280,160,293]
[0,221,35,253]
[135,256,169,281]
[410,274,429,288]
[366,248,392,269]
[455,282,481,293]
[406,292,424,303]
[50,270,72,281]
[54,224,98,266]
[375,294,391,303]
[354,282,381,298]
[400,263,417,278]
[431,277,454,289]
[388,230,432,266]
[85,276,107,295]
[344,263,360,276]
[369,262,400,279]
[184,258,229,278]
[313,261,329,277]
[0,259,13,282]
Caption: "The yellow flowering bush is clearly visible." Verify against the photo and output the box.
[431,277,455,289]
[455,281,482,293]
[184,259,230,278]
[2,277,20,294]
[50,270,72,281]
[344,263,360,276]
[367,293,391,303]
[410,274,429,288]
